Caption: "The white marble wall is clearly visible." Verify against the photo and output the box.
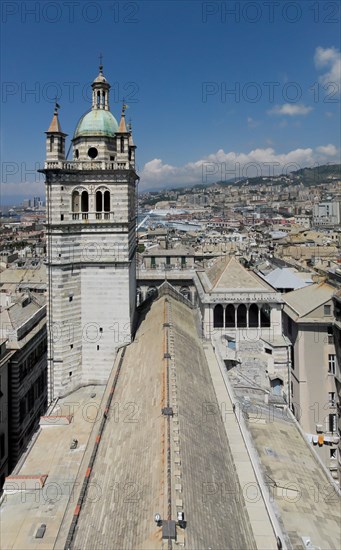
[46,169,137,399]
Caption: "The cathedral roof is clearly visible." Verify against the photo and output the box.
[198,255,276,294]
[73,109,118,139]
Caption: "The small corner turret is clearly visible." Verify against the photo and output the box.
[116,103,136,168]
[45,102,68,162]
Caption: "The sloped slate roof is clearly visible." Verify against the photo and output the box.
[262,267,312,290]
[283,282,334,318]
[204,256,275,292]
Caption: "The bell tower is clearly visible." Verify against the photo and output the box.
[41,64,139,400]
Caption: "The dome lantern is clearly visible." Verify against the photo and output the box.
[91,57,110,111]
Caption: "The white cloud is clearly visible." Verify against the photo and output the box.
[316,144,337,156]
[268,104,313,116]
[1,180,45,199]
[314,47,341,91]
[140,145,339,190]
[247,117,260,128]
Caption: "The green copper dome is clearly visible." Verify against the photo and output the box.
[74,109,119,139]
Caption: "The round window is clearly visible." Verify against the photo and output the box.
[88,147,98,159]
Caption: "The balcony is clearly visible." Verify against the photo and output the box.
[69,212,115,222]
[96,213,111,220]
[44,160,133,171]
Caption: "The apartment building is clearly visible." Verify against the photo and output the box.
[332,290,341,482]
[0,292,47,476]
[283,282,339,479]
[313,200,341,227]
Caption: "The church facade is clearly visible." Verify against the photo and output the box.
[41,65,138,399]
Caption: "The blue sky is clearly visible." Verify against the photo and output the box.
[1,0,340,203]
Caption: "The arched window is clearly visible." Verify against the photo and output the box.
[96,191,102,212]
[249,304,259,328]
[136,288,142,306]
[50,136,54,152]
[225,304,235,328]
[81,191,88,212]
[147,286,157,298]
[72,191,80,212]
[97,91,100,107]
[260,305,271,328]
[180,287,191,302]
[104,190,110,212]
[213,305,224,328]
[120,137,124,153]
[237,304,247,328]
[270,378,283,396]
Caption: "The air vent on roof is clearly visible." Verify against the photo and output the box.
[162,407,173,416]
[35,524,46,539]
[21,295,31,307]
[162,520,176,540]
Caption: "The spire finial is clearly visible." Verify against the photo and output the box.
[99,52,103,72]
[118,99,128,132]
[54,97,60,115]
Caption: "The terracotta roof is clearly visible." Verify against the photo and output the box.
[118,112,127,133]
[46,112,63,133]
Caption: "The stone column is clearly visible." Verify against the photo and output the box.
[270,304,282,335]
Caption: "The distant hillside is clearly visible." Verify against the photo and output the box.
[217,163,341,188]
[290,164,341,185]
[140,164,340,196]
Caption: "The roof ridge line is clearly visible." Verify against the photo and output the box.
[212,256,233,290]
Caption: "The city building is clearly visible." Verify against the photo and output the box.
[313,200,341,227]
[283,282,339,479]
[332,290,341,482]
[196,256,283,340]
[40,64,139,400]
[0,339,13,490]
[0,292,47,481]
